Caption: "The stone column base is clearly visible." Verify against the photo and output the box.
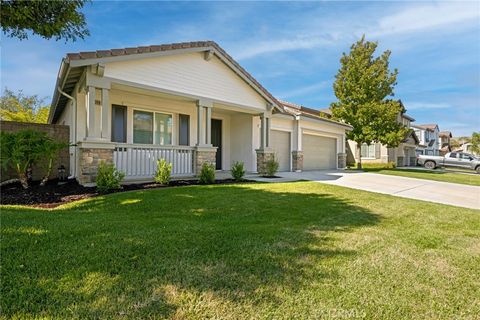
[292,150,303,172]
[195,146,217,176]
[397,156,404,167]
[255,149,275,175]
[79,146,114,185]
[337,152,347,169]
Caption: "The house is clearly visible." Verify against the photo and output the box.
[438,131,452,155]
[48,41,352,185]
[412,124,440,156]
[458,142,479,156]
[345,102,420,167]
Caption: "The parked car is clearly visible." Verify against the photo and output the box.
[417,152,480,173]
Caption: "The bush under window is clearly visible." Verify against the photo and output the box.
[199,162,215,184]
[96,161,125,192]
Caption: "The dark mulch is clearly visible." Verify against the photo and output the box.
[0,178,252,208]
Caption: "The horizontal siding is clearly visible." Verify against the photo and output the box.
[104,52,267,110]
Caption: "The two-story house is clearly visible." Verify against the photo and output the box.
[438,131,452,155]
[346,102,419,167]
[412,124,440,156]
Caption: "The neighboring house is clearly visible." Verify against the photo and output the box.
[458,142,479,156]
[438,131,452,155]
[48,41,352,185]
[412,124,440,156]
[345,102,420,167]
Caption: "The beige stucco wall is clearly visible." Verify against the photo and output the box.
[103,52,268,110]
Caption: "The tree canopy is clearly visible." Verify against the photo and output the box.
[470,132,480,155]
[0,88,49,123]
[0,0,89,42]
[331,36,408,167]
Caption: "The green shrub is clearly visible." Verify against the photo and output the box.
[265,157,279,177]
[199,162,215,184]
[96,161,125,192]
[231,161,245,181]
[154,158,172,185]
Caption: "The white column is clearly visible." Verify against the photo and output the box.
[266,117,271,148]
[101,88,110,140]
[205,106,212,146]
[86,86,96,139]
[260,114,266,149]
[196,103,205,146]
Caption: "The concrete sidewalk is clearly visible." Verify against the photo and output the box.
[249,170,480,209]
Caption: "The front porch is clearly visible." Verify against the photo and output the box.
[75,83,274,185]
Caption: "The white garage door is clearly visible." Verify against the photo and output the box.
[303,134,337,170]
[270,130,290,171]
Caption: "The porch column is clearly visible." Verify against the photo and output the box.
[260,113,267,149]
[86,86,96,139]
[256,112,274,175]
[101,88,110,140]
[196,103,205,146]
[206,105,212,145]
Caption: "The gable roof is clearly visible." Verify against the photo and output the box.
[277,100,352,129]
[49,41,283,123]
[439,131,452,138]
[403,129,420,145]
[416,124,439,131]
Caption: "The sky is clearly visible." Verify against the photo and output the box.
[2,1,479,136]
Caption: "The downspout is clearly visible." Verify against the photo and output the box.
[57,86,77,179]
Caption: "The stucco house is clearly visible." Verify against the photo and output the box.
[438,131,452,155]
[345,103,419,167]
[412,124,440,156]
[48,41,351,185]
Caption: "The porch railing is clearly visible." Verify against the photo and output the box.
[113,144,195,179]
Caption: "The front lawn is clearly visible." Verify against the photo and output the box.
[2,182,479,319]
[362,167,480,186]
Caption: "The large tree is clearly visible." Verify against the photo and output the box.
[0,0,89,42]
[470,132,480,155]
[0,88,49,123]
[331,36,408,169]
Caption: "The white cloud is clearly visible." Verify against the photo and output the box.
[406,102,451,110]
[277,81,330,100]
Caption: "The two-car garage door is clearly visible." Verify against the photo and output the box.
[302,134,337,170]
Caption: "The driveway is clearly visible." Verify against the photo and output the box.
[250,170,480,209]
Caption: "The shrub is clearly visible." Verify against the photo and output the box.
[154,158,172,185]
[231,161,245,181]
[0,130,47,189]
[199,162,215,184]
[265,157,279,177]
[96,161,125,192]
[38,139,70,186]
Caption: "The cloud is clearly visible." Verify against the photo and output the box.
[406,102,452,110]
[277,81,330,100]
[372,2,480,37]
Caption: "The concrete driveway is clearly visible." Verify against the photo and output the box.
[251,170,480,209]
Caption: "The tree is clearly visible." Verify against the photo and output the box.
[1,0,89,42]
[331,36,408,169]
[0,88,50,123]
[470,132,480,155]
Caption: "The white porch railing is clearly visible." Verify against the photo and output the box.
[113,144,195,179]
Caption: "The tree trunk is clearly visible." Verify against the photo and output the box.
[16,164,29,189]
[40,157,53,187]
[357,144,363,170]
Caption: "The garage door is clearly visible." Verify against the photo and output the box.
[270,130,290,171]
[303,134,337,170]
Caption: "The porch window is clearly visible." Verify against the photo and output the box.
[361,143,376,158]
[133,110,172,145]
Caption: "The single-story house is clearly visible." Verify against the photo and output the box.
[48,41,352,185]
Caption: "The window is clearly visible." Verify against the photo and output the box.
[111,105,127,143]
[460,153,473,160]
[133,110,172,145]
[449,153,457,158]
[178,114,190,146]
[361,143,376,158]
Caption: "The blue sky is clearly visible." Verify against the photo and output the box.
[2,1,479,136]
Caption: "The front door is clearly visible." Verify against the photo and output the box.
[211,119,222,170]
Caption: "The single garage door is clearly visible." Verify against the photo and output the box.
[303,134,337,170]
[270,130,290,171]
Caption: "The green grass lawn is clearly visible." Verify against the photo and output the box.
[361,167,480,186]
[2,182,479,319]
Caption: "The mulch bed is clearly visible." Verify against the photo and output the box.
[0,178,251,208]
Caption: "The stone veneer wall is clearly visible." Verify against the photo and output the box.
[0,120,70,181]
[337,153,347,169]
[256,150,275,175]
[79,148,113,185]
[195,148,217,175]
[292,151,303,171]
